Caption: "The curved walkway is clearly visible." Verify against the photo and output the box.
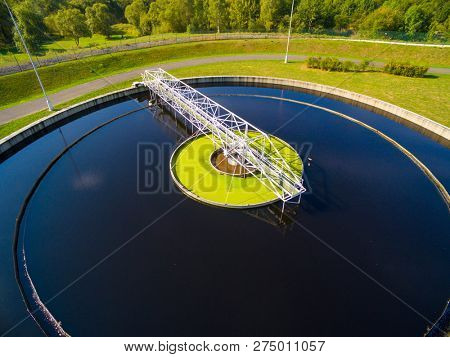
[1,54,449,124]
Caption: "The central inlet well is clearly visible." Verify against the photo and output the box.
[210,149,256,177]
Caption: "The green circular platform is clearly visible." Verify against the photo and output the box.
[170,132,303,208]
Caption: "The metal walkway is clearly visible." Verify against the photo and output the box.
[142,68,305,203]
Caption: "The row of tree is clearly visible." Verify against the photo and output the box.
[0,0,449,52]
[124,0,450,38]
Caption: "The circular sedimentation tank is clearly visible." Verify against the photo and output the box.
[1,81,449,337]
[170,132,303,208]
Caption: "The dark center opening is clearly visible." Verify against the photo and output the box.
[210,149,256,177]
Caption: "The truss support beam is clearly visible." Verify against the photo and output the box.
[142,69,306,203]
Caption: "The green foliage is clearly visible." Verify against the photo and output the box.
[0,3,14,49]
[259,0,286,32]
[139,13,152,35]
[148,0,195,34]
[228,0,259,30]
[208,0,228,33]
[307,56,372,72]
[2,0,450,55]
[111,23,140,37]
[383,61,428,77]
[190,0,209,32]
[85,3,114,38]
[306,56,321,69]
[12,0,47,53]
[357,59,370,71]
[117,0,134,10]
[52,8,91,46]
[359,5,403,36]
[404,5,430,35]
[342,60,355,71]
[322,57,343,71]
[124,0,148,34]
[293,0,326,33]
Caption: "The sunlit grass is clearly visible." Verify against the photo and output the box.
[0,80,134,139]
[1,38,449,109]
[171,60,450,127]
[1,60,448,140]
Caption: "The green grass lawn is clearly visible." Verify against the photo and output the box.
[0,30,199,67]
[171,61,450,127]
[1,38,449,109]
[1,60,448,140]
[0,80,134,139]
[2,31,447,68]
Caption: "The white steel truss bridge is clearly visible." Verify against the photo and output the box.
[142,68,306,203]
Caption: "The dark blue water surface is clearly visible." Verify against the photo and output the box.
[0,86,448,337]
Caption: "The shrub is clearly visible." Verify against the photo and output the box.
[357,59,370,71]
[308,57,357,72]
[342,60,355,72]
[383,61,428,77]
[307,56,321,69]
[328,57,343,71]
[320,57,337,71]
[307,57,376,73]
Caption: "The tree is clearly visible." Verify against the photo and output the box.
[0,2,14,49]
[404,5,429,35]
[208,0,228,33]
[54,8,90,46]
[259,0,285,32]
[125,0,148,32]
[427,17,449,42]
[117,0,134,10]
[85,3,114,37]
[139,12,152,35]
[359,5,403,35]
[44,13,59,35]
[338,0,383,29]
[3,0,449,50]
[11,0,46,53]
[228,0,259,30]
[190,0,209,32]
[293,0,325,33]
[334,13,351,31]
[148,0,193,33]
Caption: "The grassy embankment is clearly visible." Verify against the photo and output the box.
[1,59,448,139]
[171,61,450,127]
[0,80,134,139]
[0,24,182,66]
[1,27,447,68]
[1,38,449,110]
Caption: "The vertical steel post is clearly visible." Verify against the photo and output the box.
[4,0,54,111]
[285,0,295,64]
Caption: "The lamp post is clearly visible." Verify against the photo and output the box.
[4,0,54,111]
[284,0,295,64]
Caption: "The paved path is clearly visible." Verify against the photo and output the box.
[325,37,450,47]
[1,54,449,124]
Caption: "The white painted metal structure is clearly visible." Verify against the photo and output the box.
[142,68,306,203]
